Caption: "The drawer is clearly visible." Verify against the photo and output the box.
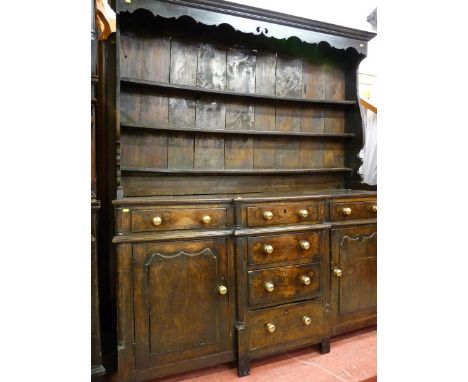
[131,207,228,232]
[246,202,320,227]
[247,231,323,266]
[248,263,320,307]
[247,300,325,351]
[329,200,377,221]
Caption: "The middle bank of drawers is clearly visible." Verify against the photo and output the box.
[237,199,329,354]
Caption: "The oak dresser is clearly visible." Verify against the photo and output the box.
[103,1,377,381]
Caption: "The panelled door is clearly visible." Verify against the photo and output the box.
[132,238,231,369]
[330,225,377,334]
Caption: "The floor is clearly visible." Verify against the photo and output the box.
[152,328,377,382]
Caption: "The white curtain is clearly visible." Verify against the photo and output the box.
[358,105,377,185]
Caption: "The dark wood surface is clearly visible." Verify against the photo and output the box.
[247,263,321,307]
[247,299,326,351]
[121,77,356,106]
[330,225,377,335]
[246,202,321,227]
[132,239,232,370]
[130,206,228,232]
[329,200,377,221]
[91,0,105,376]
[104,1,377,380]
[247,231,322,266]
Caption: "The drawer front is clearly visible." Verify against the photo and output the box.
[248,300,325,351]
[248,263,320,307]
[247,231,323,266]
[329,200,377,221]
[131,207,228,232]
[246,202,320,227]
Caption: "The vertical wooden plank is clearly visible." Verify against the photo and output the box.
[300,140,323,168]
[275,105,301,132]
[275,138,300,169]
[302,60,325,99]
[301,107,324,133]
[276,56,302,97]
[226,102,254,130]
[141,36,170,82]
[254,105,275,131]
[116,243,134,382]
[139,91,168,125]
[325,64,345,100]
[120,91,140,123]
[136,89,168,169]
[132,243,149,364]
[194,135,225,169]
[170,39,198,86]
[225,101,254,169]
[255,52,276,95]
[254,52,276,169]
[196,99,226,130]
[168,134,194,169]
[323,141,345,167]
[253,137,275,169]
[169,97,196,127]
[121,131,167,169]
[225,138,253,169]
[324,110,345,133]
[197,43,227,90]
[227,48,256,93]
[168,97,195,169]
[120,32,142,78]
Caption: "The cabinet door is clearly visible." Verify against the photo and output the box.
[330,225,376,334]
[132,239,231,369]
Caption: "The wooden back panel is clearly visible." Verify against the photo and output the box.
[117,27,352,197]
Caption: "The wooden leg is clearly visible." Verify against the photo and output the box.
[319,338,331,354]
[237,355,251,377]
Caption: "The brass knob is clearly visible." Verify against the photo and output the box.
[152,216,162,226]
[264,282,275,292]
[265,322,276,333]
[300,240,310,250]
[302,316,312,326]
[218,285,227,295]
[333,268,343,277]
[300,275,311,286]
[263,211,273,220]
[298,209,309,218]
[342,207,352,216]
[372,205,377,213]
[263,244,274,254]
[202,215,211,224]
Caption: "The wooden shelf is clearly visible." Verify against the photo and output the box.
[120,77,356,107]
[121,121,355,139]
[121,167,352,175]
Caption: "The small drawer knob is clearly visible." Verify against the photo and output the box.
[265,322,276,333]
[300,275,311,286]
[264,282,275,292]
[202,215,211,224]
[263,211,274,220]
[300,240,310,250]
[342,207,352,216]
[218,285,227,295]
[263,244,274,254]
[302,316,312,326]
[372,205,377,213]
[333,268,343,277]
[298,209,309,218]
[152,216,162,226]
